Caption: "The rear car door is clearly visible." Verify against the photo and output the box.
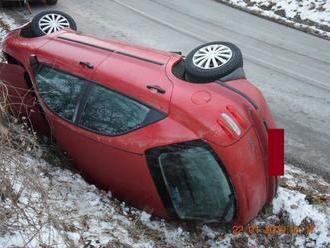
[92,52,173,114]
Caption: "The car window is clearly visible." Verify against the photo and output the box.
[79,85,163,136]
[36,66,86,121]
[158,146,235,222]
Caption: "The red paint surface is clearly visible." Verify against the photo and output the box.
[268,129,284,176]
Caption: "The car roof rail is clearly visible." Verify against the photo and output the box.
[57,36,164,66]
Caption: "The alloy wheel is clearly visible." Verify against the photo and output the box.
[38,13,70,34]
[192,44,233,70]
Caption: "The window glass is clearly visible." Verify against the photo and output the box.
[36,66,85,120]
[159,146,235,222]
[79,85,154,135]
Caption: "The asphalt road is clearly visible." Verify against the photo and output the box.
[2,0,330,181]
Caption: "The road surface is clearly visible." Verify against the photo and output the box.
[2,0,330,181]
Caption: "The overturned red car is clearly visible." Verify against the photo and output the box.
[0,10,278,224]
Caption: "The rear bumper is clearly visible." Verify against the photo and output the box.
[210,78,278,224]
[210,125,277,224]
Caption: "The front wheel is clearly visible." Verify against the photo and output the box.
[184,41,243,83]
[31,10,77,37]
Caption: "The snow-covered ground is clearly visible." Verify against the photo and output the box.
[0,151,329,247]
[217,0,330,39]
[0,11,16,33]
[0,11,329,248]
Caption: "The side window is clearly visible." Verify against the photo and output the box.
[79,85,165,135]
[36,66,86,121]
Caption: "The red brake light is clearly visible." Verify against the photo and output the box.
[226,105,248,129]
[217,119,235,139]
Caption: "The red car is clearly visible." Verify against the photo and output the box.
[0,11,277,224]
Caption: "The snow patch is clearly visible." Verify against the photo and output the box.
[218,0,330,39]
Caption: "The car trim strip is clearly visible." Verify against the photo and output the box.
[57,36,164,66]
[216,81,259,110]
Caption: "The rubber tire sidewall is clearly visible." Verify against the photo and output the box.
[31,10,77,37]
[184,41,243,83]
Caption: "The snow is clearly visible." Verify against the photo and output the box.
[1,150,329,247]
[273,187,329,247]
[219,0,330,39]
[0,12,329,248]
[273,165,330,247]
[0,11,17,37]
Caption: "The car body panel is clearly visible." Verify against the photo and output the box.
[91,52,173,113]
[58,32,173,64]
[35,37,109,79]
[44,111,169,217]
[0,63,50,135]
[210,128,267,224]
[165,57,254,146]
[0,63,32,115]
[2,29,51,66]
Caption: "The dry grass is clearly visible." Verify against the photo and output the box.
[0,84,73,247]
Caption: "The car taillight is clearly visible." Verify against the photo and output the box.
[216,118,235,139]
[226,105,248,129]
[220,113,242,136]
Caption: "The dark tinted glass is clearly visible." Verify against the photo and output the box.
[36,66,85,121]
[79,85,154,135]
[159,146,235,222]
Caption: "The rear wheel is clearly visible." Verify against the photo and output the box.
[31,10,77,37]
[185,41,243,83]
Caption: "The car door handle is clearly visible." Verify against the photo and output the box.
[146,85,166,94]
[79,61,94,69]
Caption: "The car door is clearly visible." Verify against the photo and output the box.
[34,65,167,214]
[30,37,109,137]
[0,63,50,135]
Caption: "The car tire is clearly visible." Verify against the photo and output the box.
[31,10,77,37]
[46,0,58,5]
[184,41,243,83]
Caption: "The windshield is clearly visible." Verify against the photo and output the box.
[158,145,235,222]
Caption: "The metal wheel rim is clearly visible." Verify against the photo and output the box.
[38,13,70,34]
[192,44,233,69]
